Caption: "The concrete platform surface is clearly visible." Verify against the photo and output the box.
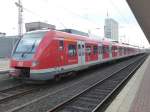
[0,58,9,73]
[105,55,150,112]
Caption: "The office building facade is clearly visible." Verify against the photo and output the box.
[104,18,119,41]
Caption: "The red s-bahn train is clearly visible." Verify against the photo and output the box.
[9,28,142,81]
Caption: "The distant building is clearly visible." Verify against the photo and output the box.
[0,32,6,37]
[5,35,18,38]
[25,22,55,32]
[0,36,19,58]
[104,18,119,41]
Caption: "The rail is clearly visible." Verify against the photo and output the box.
[47,55,147,112]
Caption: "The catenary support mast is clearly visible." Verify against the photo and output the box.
[15,0,23,38]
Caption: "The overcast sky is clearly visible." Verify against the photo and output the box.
[0,0,149,48]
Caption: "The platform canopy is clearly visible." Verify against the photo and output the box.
[127,0,150,43]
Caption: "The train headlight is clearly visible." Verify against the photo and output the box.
[32,61,39,67]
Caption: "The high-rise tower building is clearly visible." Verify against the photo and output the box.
[104,18,119,41]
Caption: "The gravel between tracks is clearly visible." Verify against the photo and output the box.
[0,78,23,91]
[0,55,144,112]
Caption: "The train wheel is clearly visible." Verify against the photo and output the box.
[54,75,61,82]
[70,72,76,77]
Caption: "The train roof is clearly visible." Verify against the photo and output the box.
[25,29,49,34]
[25,29,139,48]
[55,30,100,42]
[59,29,89,37]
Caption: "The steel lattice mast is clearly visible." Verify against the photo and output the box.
[15,0,23,38]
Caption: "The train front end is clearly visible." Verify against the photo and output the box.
[9,30,49,81]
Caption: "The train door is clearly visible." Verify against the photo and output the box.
[103,45,109,59]
[98,44,103,60]
[77,41,85,65]
[58,40,65,66]
[109,44,112,59]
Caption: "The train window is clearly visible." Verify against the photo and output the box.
[86,46,91,55]
[118,47,120,52]
[93,46,98,55]
[120,47,122,52]
[124,47,127,54]
[59,40,64,50]
[82,45,85,56]
[102,45,105,54]
[103,45,105,53]
[68,44,76,57]
[98,46,102,54]
[103,45,109,53]
[114,46,117,52]
[112,46,115,52]
[106,46,108,53]
[112,46,117,51]
[82,45,84,48]
[119,47,122,52]
[78,44,81,56]
[78,44,81,49]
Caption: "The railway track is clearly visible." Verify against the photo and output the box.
[0,84,39,104]
[3,54,146,112]
[0,72,11,81]
[46,55,147,112]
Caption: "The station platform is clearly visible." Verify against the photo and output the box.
[105,55,150,112]
[0,58,9,73]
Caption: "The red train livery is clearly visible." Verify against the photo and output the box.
[9,29,141,81]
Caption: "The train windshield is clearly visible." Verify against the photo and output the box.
[15,31,47,53]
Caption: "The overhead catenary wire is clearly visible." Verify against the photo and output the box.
[12,0,101,32]
[107,0,144,47]
[11,0,67,29]
[60,6,101,26]
[107,0,131,25]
